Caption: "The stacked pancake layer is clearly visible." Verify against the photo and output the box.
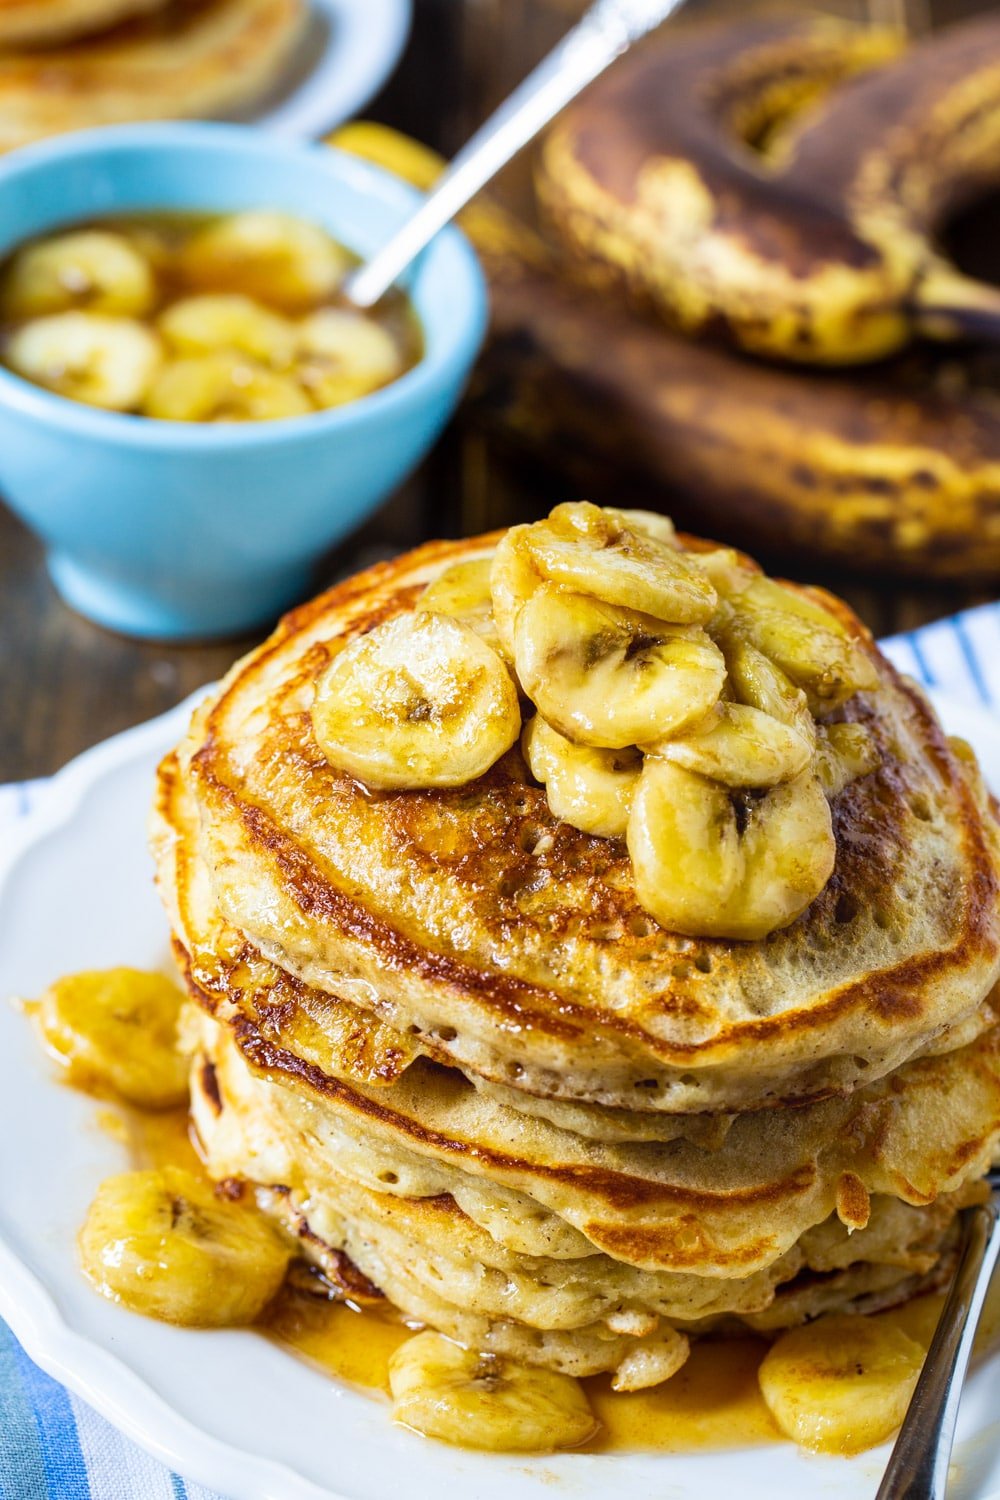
[153,532,1000,1391]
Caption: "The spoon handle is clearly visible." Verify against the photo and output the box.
[343,0,684,308]
[876,1199,1000,1500]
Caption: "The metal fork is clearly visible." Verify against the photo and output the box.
[342,0,685,310]
[877,1168,1000,1499]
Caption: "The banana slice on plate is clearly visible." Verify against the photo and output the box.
[296,308,403,408]
[311,611,521,790]
[158,294,296,368]
[4,312,162,410]
[388,1331,598,1452]
[652,701,814,788]
[143,353,311,422]
[628,759,835,939]
[33,967,187,1108]
[758,1314,925,1454]
[523,714,640,837]
[418,557,501,650]
[179,211,350,311]
[0,230,156,319]
[514,586,726,749]
[79,1167,290,1326]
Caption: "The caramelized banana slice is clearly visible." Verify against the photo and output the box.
[34,967,187,1108]
[814,721,881,797]
[143,354,311,422]
[418,557,500,650]
[0,230,155,319]
[389,1331,598,1452]
[312,611,521,790]
[79,1168,289,1326]
[526,501,717,623]
[758,1315,924,1454]
[734,578,878,712]
[613,507,676,544]
[5,312,161,410]
[180,212,350,310]
[514,586,725,749]
[628,760,835,939]
[652,701,813,788]
[297,308,403,407]
[722,635,816,747]
[523,714,641,836]
[490,524,545,658]
[158,294,296,368]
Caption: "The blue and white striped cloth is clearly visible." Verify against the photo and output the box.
[3,598,1000,1499]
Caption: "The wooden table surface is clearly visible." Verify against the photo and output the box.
[0,0,995,783]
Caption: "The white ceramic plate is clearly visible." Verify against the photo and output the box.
[1,686,999,1500]
[232,0,410,139]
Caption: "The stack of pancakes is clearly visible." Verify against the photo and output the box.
[152,531,1000,1391]
[0,0,305,152]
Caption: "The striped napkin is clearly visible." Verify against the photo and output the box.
[3,599,1000,1500]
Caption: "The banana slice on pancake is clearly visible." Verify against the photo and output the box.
[815,722,882,798]
[143,353,311,422]
[628,759,835,940]
[158,293,296,368]
[79,1167,289,1325]
[4,311,161,410]
[522,714,641,837]
[651,701,813,787]
[312,611,521,790]
[389,1331,598,1452]
[726,576,877,712]
[180,211,349,312]
[0,230,156,320]
[514,586,726,749]
[418,557,501,651]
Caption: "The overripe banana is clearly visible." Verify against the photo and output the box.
[388,1331,598,1452]
[538,15,1000,364]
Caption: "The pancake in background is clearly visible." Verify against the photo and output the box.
[0,0,166,48]
[0,0,306,151]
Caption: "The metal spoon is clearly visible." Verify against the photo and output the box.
[342,0,684,310]
[877,1171,1000,1500]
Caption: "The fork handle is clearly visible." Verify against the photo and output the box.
[876,1200,1000,1500]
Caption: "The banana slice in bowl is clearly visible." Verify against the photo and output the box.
[0,229,155,319]
[296,308,404,409]
[143,353,311,422]
[158,294,296,369]
[388,1331,598,1452]
[179,211,350,311]
[4,311,162,410]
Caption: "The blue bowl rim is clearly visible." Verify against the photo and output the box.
[0,121,488,450]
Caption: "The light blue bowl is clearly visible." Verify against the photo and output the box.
[0,123,487,639]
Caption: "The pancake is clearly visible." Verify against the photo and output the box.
[177,533,1000,1115]
[0,0,166,48]
[0,0,306,152]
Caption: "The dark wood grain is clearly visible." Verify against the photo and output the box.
[0,0,994,782]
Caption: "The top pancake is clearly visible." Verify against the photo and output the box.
[179,532,1000,1115]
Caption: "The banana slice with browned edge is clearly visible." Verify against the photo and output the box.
[143,353,311,422]
[0,230,156,319]
[5,312,162,410]
[721,634,817,748]
[158,294,296,368]
[389,1331,598,1452]
[514,586,725,749]
[296,308,403,407]
[758,1314,925,1454]
[652,701,813,787]
[418,557,501,651]
[312,611,521,789]
[33,967,188,1109]
[628,759,835,940]
[814,721,881,797]
[180,211,350,311]
[732,577,879,712]
[79,1167,290,1325]
[523,714,641,837]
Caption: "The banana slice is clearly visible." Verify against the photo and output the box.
[514,586,726,749]
[0,230,155,319]
[311,611,521,790]
[490,524,545,658]
[758,1314,924,1454]
[418,557,501,650]
[733,577,878,712]
[5,312,161,410]
[180,211,350,310]
[523,714,641,837]
[525,501,717,623]
[79,1167,290,1326]
[158,294,296,368]
[628,759,835,939]
[722,635,816,748]
[143,354,312,422]
[613,507,676,544]
[814,721,881,797]
[652,701,813,788]
[296,308,403,407]
[388,1331,598,1452]
[33,967,187,1108]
